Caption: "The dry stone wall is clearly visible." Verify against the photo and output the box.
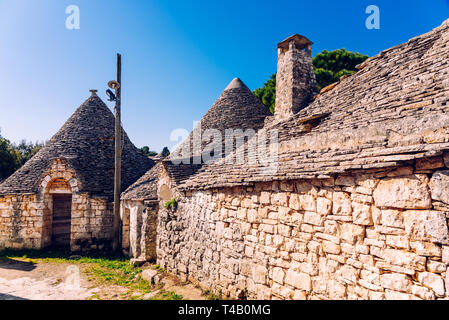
[0,194,42,250]
[121,200,158,261]
[0,192,113,251]
[157,156,449,300]
[70,194,113,252]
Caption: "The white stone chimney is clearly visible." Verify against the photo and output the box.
[275,34,317,120]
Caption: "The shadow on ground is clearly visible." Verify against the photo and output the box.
[0,293,28,300]
[0,257,36,272]
[0,248,128,261]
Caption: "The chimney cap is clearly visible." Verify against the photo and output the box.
[277,34,313,51]
[89,89,98,95]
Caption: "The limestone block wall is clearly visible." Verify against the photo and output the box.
[0,192,113,252]
[121,200,158,261]
[157,158,449,300]
[0,194,43,250]
[70,194,113,252]
[142,201,158,261]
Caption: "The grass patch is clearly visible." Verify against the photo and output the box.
[164,198,177,210]
[150,290,182,300]
[203,289,222,300]
[154,264,165,272]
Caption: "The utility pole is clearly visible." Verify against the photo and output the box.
[112,53,122,252]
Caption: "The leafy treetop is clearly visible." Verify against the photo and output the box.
[160,147,170,157]
[140,146,157,157]
[254,49,369,114]
[140,146,170,158]
[0,130,44,180]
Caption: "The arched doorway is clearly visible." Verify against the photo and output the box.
[47,178,72,248]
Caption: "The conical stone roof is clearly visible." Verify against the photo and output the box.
[170,77,271,161]
[122,78,271,200]
[0,93,154,198]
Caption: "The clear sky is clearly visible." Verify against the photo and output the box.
[0,0,448,152]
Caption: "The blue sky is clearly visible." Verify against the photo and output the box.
[0,0,448,152]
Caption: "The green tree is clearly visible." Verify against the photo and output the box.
[313,49,368,91]
[0,130,44,180]
[254,74,276,114]
[0,135,20,180]
[14,140,43,166]
[254,49,369,114]
[140,146,158,157]
[160,147,170,157]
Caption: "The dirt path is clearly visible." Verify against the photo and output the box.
[0,258,205,300]
[0,258,95,300]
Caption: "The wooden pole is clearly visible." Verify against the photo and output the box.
[113,53,122,252]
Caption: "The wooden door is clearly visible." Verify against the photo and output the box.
[51,194,72,248]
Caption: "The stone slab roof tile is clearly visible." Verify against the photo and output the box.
[121,162,161,201]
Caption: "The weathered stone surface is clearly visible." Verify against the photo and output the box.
[317,197,332,215]
[442,246,449,264]
[275,34,316,120]
[373,176,431,209]
[386,235,409,249]
[336,176,355,187]
[260,192,271,204]
[443,151,449,167]
[292,290,307,300]
[416,157,444,170]
[403,210,449,244]
[417,272,445,297]
[410,241,442,257]
[272,267,285,284]
[304,211,324,226]
[412,285,435,300]
[322,241,341,255]
[298,195,316,212]
[384,290,415,300]
[327,280,346,299]
[141,269,159,284]
[285,269,311,291]
[380,209,404,228]
[352,202,372,226]
[289,194,300,210]
[429,170,449,204]
[147,22,449,301]
[380,273,412,292]
[382,248,426,270]
[427,260,446,273]
[340,223,365,244]
[332,192,352,215]
[253,265,268,284]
